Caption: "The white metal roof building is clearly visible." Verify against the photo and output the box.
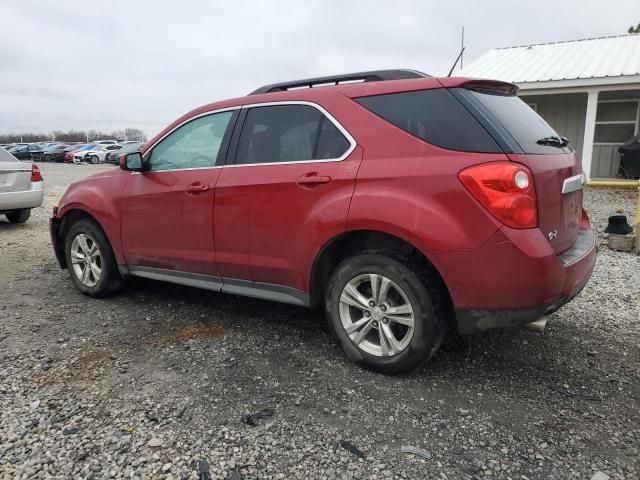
[461,34,640,179]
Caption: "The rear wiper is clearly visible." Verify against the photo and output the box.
[536,136,569,147]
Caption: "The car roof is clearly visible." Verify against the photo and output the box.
[142,74,516,155]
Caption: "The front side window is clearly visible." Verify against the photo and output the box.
[149,111,234,172]
[235,104,351,165]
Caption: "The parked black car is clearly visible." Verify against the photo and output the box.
[41,144,70,162]
[8,144,43,160]
[105,142,142,164]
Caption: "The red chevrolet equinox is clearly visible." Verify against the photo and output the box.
[50,70,596,373]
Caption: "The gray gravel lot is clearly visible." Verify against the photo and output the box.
[1,163,639,480]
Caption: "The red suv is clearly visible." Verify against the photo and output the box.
[50,70,596,373]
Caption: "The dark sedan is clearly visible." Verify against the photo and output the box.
[41,144,69,162]
[7,144,44,160]
[105,142,142,164]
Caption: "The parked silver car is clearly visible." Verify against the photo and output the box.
[0,147,44,223]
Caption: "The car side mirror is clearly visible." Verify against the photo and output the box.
[120,152,143,172]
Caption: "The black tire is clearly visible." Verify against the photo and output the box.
[325,250,447,374]
[64,218,125,297]
[89,155,99,165]
[6,209,31,224]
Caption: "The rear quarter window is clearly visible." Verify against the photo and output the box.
[355,89,501,153]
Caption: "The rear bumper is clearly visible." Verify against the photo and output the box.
[455,271,590,334]
[0,181,44,212]
[431,224,597,335]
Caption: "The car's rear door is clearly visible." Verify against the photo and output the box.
[120,109,238,275]
[214,102,360,293]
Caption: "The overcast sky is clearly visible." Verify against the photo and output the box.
[1,0,638,138]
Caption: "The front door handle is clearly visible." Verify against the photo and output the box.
[296,173,331,187]
[185,183,210,194]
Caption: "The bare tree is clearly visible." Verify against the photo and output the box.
[124,128,147,142]
[1,127,148,144]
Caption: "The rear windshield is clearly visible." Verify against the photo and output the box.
[0,147,18,162]
[355,89,501,153]
[467,90,571,154]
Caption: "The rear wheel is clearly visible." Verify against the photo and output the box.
[64,219,125,297]
[6,209,31,224]
[326,251,447,374]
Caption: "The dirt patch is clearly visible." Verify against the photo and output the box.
[76,350,109,367]
[164,323,225,344]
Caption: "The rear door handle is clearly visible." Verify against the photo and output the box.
[185,183,210,193]
[296,173,331,187]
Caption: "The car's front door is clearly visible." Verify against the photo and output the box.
[120,109,237,276]
[214,103,360,293]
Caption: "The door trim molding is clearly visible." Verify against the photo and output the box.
[128,266,224,292]
[127,266,310,307]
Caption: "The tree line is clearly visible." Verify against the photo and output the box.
[0,128,148,144]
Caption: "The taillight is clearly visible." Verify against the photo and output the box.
[458,162,537,229]
[31,163,43,182]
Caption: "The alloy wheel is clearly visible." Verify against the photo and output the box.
[70,233,102,287]
[338,274,415,357]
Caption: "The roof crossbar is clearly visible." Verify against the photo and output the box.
[249,69,430,95]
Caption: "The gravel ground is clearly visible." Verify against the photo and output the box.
[1,163,639,480]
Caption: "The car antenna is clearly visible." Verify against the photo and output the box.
[447,46,465,77]
[447,26,465,77]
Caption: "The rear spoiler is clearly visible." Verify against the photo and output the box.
[438,77,519,96]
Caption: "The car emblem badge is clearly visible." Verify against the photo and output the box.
[548,229,558,241]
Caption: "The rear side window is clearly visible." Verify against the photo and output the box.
[466,90,570,154]
[235,105,351,165]
[316,118,351,160]
[355,89,501,153]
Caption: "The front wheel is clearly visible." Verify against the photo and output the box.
[326,251,447,374]
[89,155,99,164]
[64,219,125,297]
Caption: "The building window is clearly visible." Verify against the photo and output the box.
[594,100,639,144]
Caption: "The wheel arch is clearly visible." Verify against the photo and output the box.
[309,229,453,313]
[56,207,121,267]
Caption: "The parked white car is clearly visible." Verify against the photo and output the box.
[74,144,122,164]
[0,147,43,224]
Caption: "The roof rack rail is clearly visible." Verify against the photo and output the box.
[249,69,430,95]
